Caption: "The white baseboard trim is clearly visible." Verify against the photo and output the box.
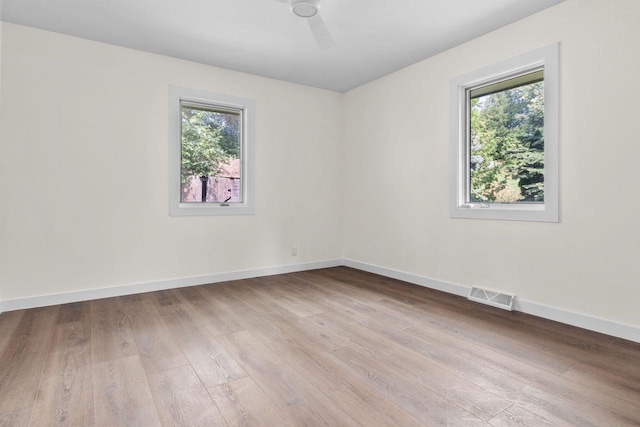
[2,257,638,343]
[342,258,640,343]
[514,299,640,344]
[0,259,341,313]
[341,258,469,297]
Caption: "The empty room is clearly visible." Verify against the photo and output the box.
[1,0,639,425]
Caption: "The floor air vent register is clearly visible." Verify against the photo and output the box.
[468,287,515,311]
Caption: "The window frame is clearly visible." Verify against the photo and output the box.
[169,86,255,216]
[449,43,559,222]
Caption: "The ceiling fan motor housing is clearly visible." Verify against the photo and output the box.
[290,0,319,18]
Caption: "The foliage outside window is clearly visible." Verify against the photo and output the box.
[169,87,255,216]
[180,103,241,203]
[449,44,558,222]
[469,71,544,204]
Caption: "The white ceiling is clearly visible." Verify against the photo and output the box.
[0,0,565,92]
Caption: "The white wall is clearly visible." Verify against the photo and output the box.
[0,23,343,302]
[342,0,640,328]
[0,4,4,303]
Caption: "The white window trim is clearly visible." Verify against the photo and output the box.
[169,86,255,216]
[449,43,559,222]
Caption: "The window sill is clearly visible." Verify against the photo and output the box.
[170,202,254,217]
[450,202,557,222]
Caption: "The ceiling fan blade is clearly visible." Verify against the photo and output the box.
[307,14,335,50]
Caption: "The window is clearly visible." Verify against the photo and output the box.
[169,87,255,216]
[449,43,558,222]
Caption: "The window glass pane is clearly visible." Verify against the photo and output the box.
[469,75,544,204]
[180,104,242,203]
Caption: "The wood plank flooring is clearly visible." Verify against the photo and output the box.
[0,267,639,426]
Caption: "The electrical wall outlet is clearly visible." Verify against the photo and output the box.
[291,246,298,256]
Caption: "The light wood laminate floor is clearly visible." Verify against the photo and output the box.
[1,267,639,426]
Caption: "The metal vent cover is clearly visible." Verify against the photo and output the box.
[468,287,515,311]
